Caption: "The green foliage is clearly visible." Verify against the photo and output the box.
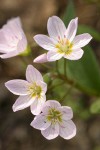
[67,46,100,96]
[63,0,75,26]
[43,73,51,84]
[48,78,66,99]
[20,45,31,56]
[62,0,100,96]
[78,25,100,42]
[90,99,100,114]
[64,94,91,120]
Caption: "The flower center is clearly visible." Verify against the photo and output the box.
[29,83,42,98]
[56,38,73,55]
[47,108,62,124]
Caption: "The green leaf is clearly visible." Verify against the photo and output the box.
[67,46,100,95]
[90,99,100,114]
[43,73,51,84]
[63,0,75,26]
[62,0,100,96]
[58,46,100,95]
[78,25,100,42]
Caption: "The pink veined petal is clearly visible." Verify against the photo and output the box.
[47,50,64,61]
[12,95,34,112]
[17,34,27,53]
[45,100,61,108]
[5,17,23,38]
[30,113,51,130]
[58,106,73,121]
[2,18,23,44]
[41,123,59,140]
[7,17,22,29]
[33,53,48,63]
[26,65,43,83]
[30,94,46,115]
[64,48,84,60]
[36,80,47,93]
[34,34,55,51]
[59,120,76,139]
[73,33,92,49]
[47,16,66,39]
[0,31,10,53]
[42,100,61,114]
[5,79,29,95]
[65,17,78,42]
[0,44,12,53]
[0,50,19,59]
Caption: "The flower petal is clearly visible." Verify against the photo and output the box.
[4,17,23,39]
[26,65,43,83]
[45,100,61,108]
[12,95,34,112]
[34,34,55,51]
[47,16,66,39]
[0,31,10,53]
[2,18,24,47]
[0,50,19,59]
[65,17,78,42]
[59,120,76,139]
[73,33,92,49]
[17,34,27,53]
[47,50,64,61]
[30,95,46,115]
[41,123,59,140]
[5,79,29,95]
[42,100,61,114]
[31,113,51,130]
[64,48,84,60]
[36,81,47,93]
[33,53,48,63]
[58,106,73,120]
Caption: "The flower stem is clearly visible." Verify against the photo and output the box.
[64,58,67,77]
[56,60,60,74]
[60,84,75,104]
[41,63,52,69]
[48,81,65,91]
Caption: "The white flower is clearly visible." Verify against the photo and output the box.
[33,16,92,63]
[34,53,52,63]
[5,65,47,115]
[31,100,76,140]
[0,17,27,59]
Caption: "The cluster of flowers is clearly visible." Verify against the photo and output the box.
[0,16,92,140]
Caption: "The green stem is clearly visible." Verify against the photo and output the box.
[60,84,74,104]
[56,60,60,75]
[41,64,52,70]
[64,58,67,77]
[48,81,65,91]
[52,73,98,96]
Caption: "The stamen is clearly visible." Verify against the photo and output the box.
[47,108,62,124]
[28,83,42,98]
[55,38,73,55]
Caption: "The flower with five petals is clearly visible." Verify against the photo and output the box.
[31,100,76,140]
[0,17,27,59]
[33,16,92,63]
[5,65,47,115]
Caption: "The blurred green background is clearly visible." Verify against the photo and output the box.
[0,0,100,150]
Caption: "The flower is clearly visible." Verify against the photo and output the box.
[31,100,76,140]
[5,65,47,115]
[33,16,92,63]
[34,53,51,63]
[0,17,27,59]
